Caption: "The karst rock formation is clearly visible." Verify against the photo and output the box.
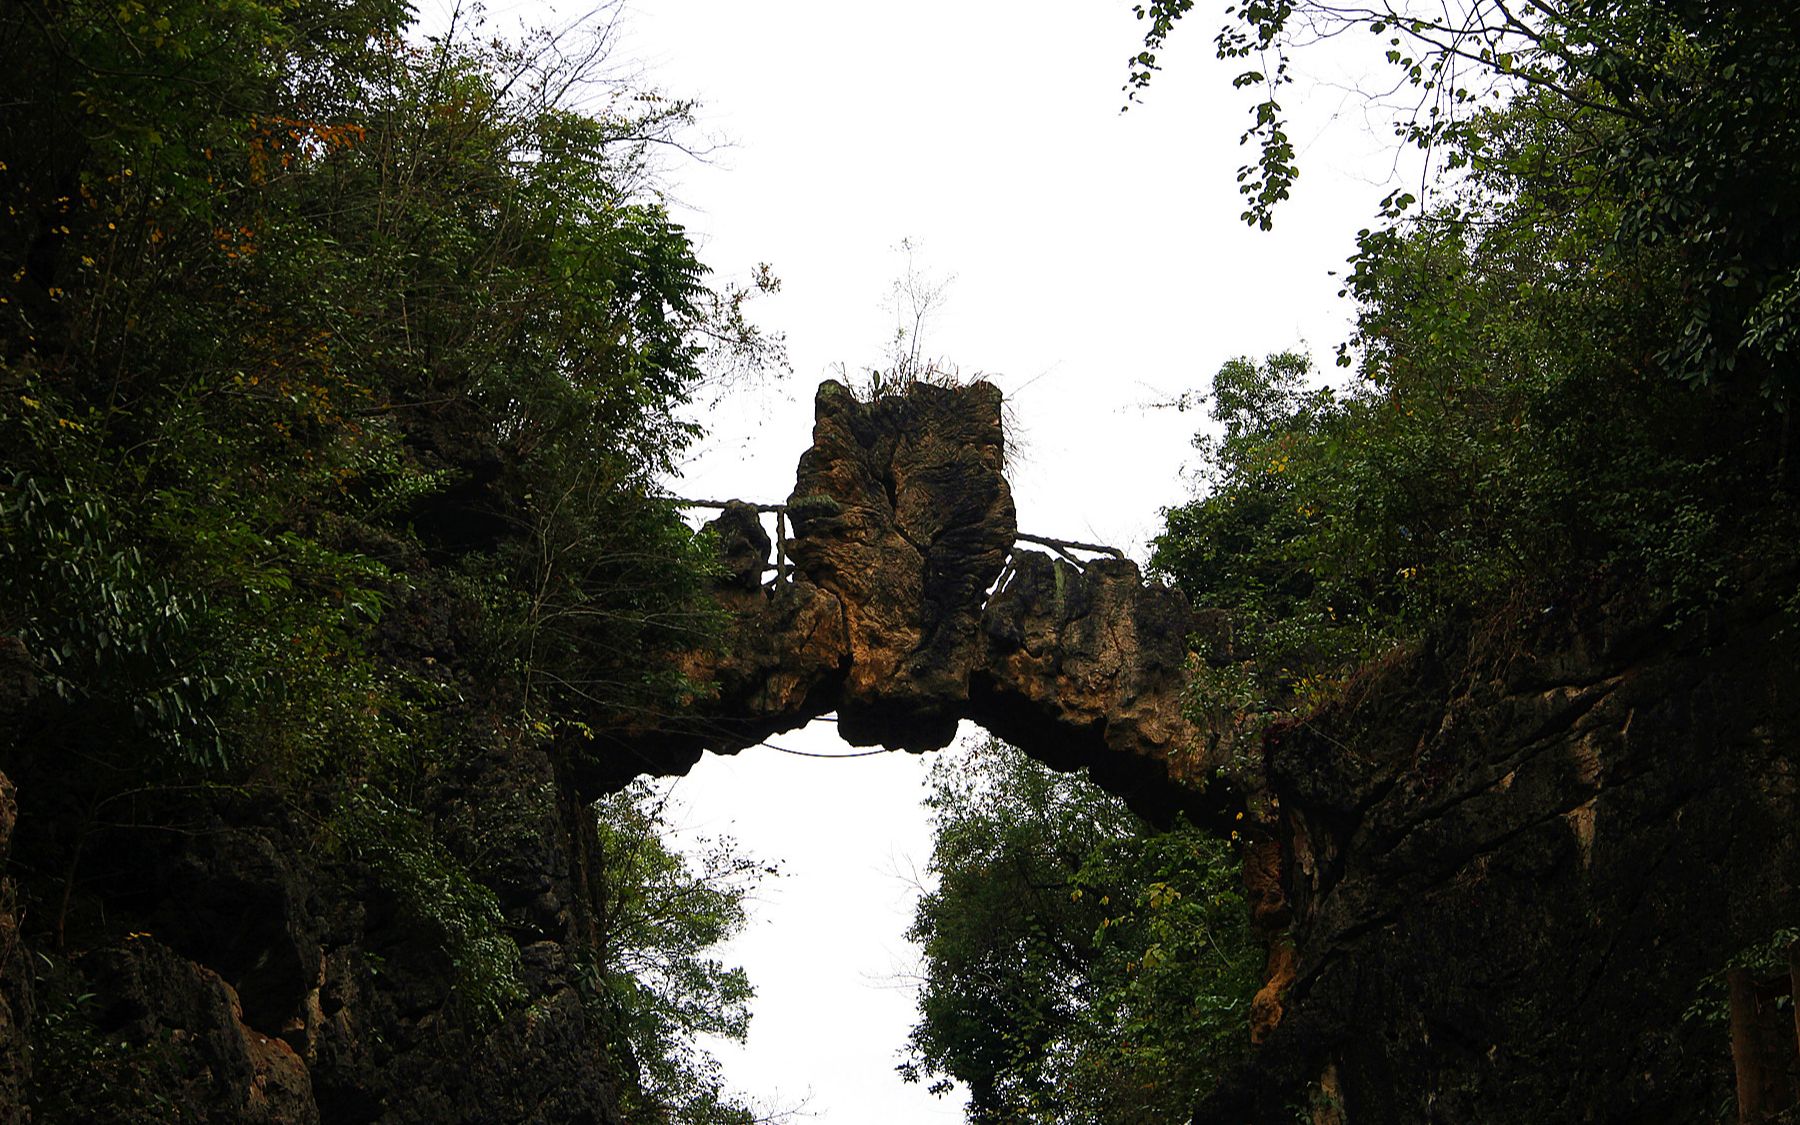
[2,378,1797,1123]
[639,378,1800,1123]
[622,378,1227,821]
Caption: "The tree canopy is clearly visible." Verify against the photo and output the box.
[901,740,1257,1123]
[592,780,778,1124]
[1,0,779,1115]
[912,7,1800,1120]
[1141,1,1800,722]
[1131,0,1800,390]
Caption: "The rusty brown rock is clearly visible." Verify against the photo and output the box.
[788,379,1016,749]
[1199,582,1800,1123]
[80,936,319,1124]
[657,380,1800,1124]
[1242,836,1290,933]
[654,379,1219,822]
[1729,967,1800,1121]
[1251,937,1298,1046]
[703,500,771,595]
[973,552,1204,784]
[698,578,849,726]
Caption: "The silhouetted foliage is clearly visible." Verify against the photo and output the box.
[0,0,779,1113]
[902,740,1257,1123]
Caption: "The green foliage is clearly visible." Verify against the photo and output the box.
[1128,1,1800,390]
[1152,353,1364,696]
[1154,77,1798,716]
[588,779,773,1125]
[0,0,781,1102]
[334,788,527,1020]
[1,469,235,769]
[902,739,1257,1123]
[1680,928,1800,1122]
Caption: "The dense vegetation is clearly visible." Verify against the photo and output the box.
[901,740,1257,1124]
[1142,0,1800,714]
[6,0,1800,1121]
[593,781,777,1125]
[0,0,776,1119]
[907,2,1800,1120]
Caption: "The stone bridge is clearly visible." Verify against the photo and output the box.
[607,378,1800,1121]
[617,378,1230,824]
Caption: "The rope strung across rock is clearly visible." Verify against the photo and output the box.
[663,497,786,513]
[756,740,893,759]
[664,497,1126,571]
[664,497,792,578]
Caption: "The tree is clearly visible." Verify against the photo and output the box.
[1151,353,1361,703]
[1152,168,1777,716]
[1128,1,1800,391]
[590,780,776,1125]
[0,0,785,1114]
[1143,3,1800,719]
[901,739,1257,1123]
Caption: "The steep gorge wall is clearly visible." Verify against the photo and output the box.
[0,572,635,1123]
[3,378,1797,1122]
[658,380,1800,1121]
[1206,579,1800,1122]
[0,378,1211,1124]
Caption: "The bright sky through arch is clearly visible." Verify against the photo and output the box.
[419,0,1394,1117]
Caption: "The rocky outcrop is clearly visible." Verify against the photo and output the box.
[640,379,1219,821]
[79,937,318,1124]
[10,799,619,1125]
[1201,582,1800,1123]
[8,374,1793,1125]
[787,379,1016,749]
[972,550,1215,804]
[668,382,1800,1119]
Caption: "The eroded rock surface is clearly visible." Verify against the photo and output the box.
[789,379,1016,748]
[647,379,1218,820]
[973,551,1209,798]
[81,937,319,1124]
[666,381,1800,1121]
[1200,583,1800,1122]
[9,373,1789,1124]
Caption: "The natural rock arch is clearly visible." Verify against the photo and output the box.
[609,378,1232,826]
[607,378,1800,1124]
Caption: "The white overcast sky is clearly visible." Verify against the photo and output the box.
[429,1,1400,1119]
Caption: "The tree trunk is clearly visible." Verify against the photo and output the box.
[1730,966,1800,1122]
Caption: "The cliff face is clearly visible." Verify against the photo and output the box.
[0,595,632,1123]
[671,379,1800,1120]
[0,378,1212,1123]
[1205,580,1800,1122]
[4,379,1797,1122]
